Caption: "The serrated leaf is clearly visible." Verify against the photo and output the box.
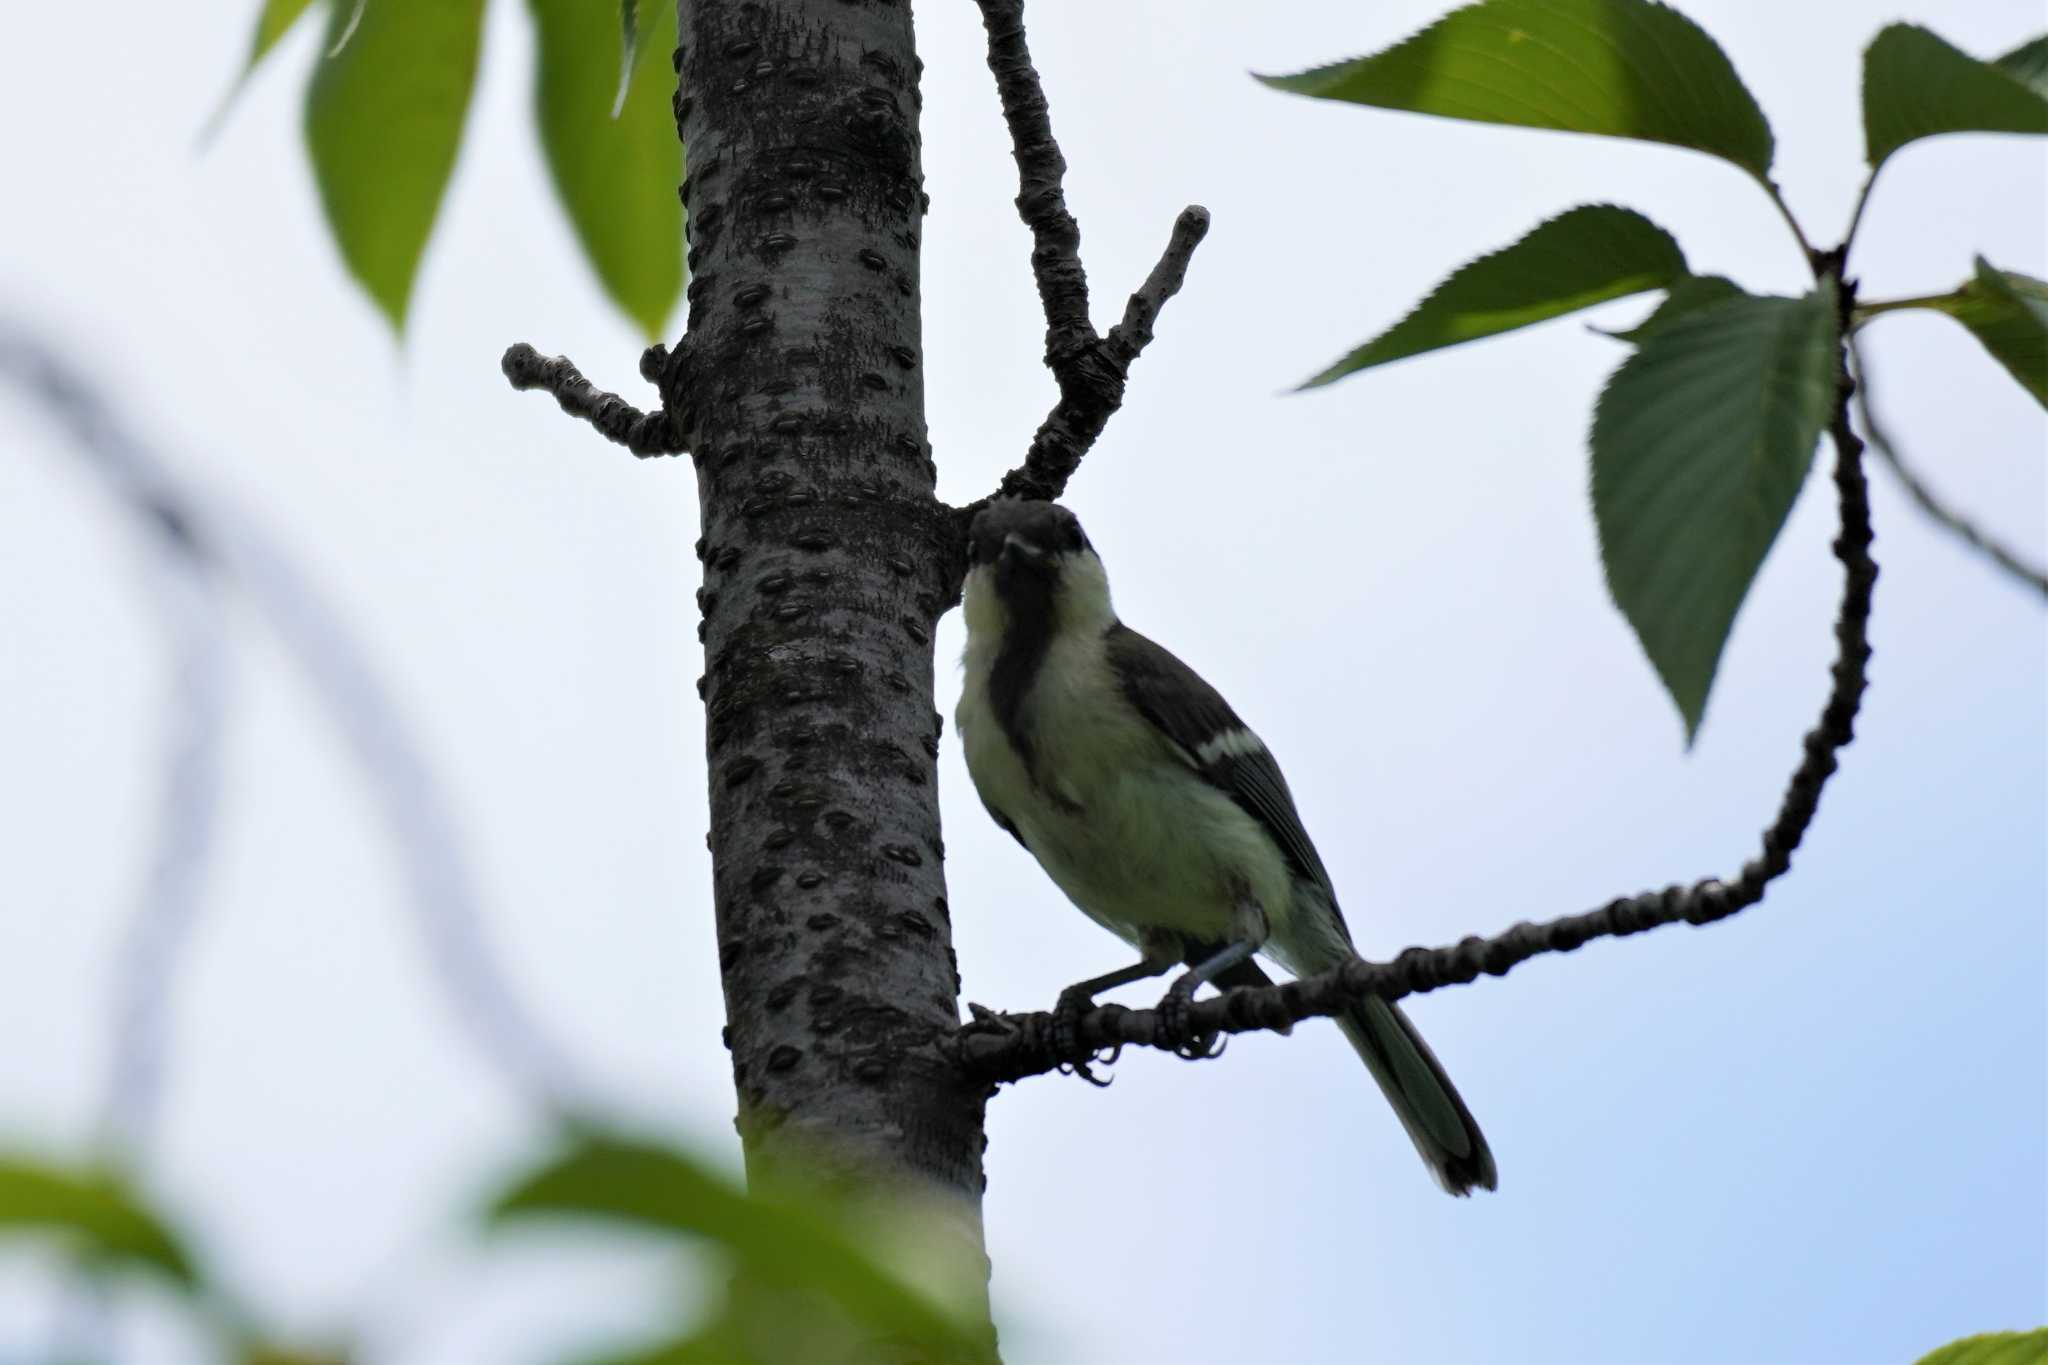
[1928,259,2048,407]
[1303,204,1688,386]
[303,0,486,330]
[1914,1328,2048,1365]
[487,1134,991,1361]
[1995,36,2048,98]
[528,0,685,339]
[1592,284,1839,740]
[1599,274,1742,344]
[1862,25,2048,169]
[0,1158,199,1288]
[1258,0,1774,178]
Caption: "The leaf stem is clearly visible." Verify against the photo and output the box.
[1840,167,1883,264]
[1757,174,1820,274]
[1853,289,1966,322]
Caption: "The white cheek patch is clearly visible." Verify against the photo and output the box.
[1194,727,1265,767]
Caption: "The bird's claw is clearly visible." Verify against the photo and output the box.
[1154,976,1225,1061]
[1049,986,1122,1083]
[1056,1044,1120,1088]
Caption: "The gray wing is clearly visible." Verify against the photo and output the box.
[1103,624,1347,936]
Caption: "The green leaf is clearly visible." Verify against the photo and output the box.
[0,1158,199,1288]
[1258,0,1775,178]
[1995,36,2048,98]
[1914,1328,2048,1365]
[1861,25,2048,170]
[616,0,642,114]
[528,0,685,339]
[1599,274,1742,344]
[1302,204,1688,387]
[1931,260,2048,407]
[201,0,322,141]
[243,0,322,72]
[1591,284,1840,740]
[487,1134,991,1361]
[303,0,487,330]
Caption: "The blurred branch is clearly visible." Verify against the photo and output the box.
[502,342,684,458]
[1,321,602,1122]
[967,0,1209,511]
[1850,343,2047,599]
[958,303,1880,1085]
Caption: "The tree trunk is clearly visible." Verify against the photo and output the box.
[671,0,990,1320]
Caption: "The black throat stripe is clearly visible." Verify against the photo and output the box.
[986,561,1058,790]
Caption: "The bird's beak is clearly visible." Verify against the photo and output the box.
[1001,532,1046,565]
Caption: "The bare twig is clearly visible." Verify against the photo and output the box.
[502,341,683,458]
[975,0,1090,361]
[956,306,1880,1087]
[1104,208,1211,368]
[968,0,1210,508]
[1850,343,2046,598]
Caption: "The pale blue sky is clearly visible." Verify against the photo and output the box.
[1,1,2042,1362]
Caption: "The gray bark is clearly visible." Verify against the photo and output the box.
[668,0,992,1322]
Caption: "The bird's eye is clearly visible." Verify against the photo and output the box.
[1063,519,1086,552]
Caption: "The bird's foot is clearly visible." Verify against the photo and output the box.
[1049,986,1116,1086]
[1155,973,1226,1061]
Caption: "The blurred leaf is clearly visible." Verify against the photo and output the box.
[1861,25,2048,169]
[528,0,685,339]
[1302,204,1687,387]
[0,1158,199,1288]
[240,0,322,74]
[615,0,642,114]
[1598,274,1742,344]
[1995,36,2048,97]
[1919,260,2048,407]
[488,1133,991,1361]
[1914,1328,2048,1365]
[239,1347,351,1365]
[1591,284,1839,740]
[1258,0,1774,178]
[325,0,367,57]
[202,0,321,140]
[303,0,486,330]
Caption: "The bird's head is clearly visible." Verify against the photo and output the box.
[962,499,1113,638]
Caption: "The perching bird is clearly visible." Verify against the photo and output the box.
[956,499,1496,1195]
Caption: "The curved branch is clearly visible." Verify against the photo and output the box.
[968,0,1210,509]
[1850,343,2046,598]
[956,310,1879,1087]
[502,342,683,458]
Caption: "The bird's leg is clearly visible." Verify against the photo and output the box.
[1050,942,1178,1083]
[1157,895,1268,1059]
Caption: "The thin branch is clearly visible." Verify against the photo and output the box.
[955,301,1880,1087]
[502,342,683,458]
[974,0,1091,361]
[1851,343,2047,598]
[1104,207,1212,372]
[968,0,1210,509]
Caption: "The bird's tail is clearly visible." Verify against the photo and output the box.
[1336,996,1497,1196]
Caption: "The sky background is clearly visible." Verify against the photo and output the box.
[1,1,2043,1362]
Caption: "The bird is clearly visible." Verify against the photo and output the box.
[954,498,1496,1195]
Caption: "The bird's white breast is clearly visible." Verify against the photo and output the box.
[957,568,1297,950]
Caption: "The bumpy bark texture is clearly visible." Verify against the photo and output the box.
[670,0,989,1305]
